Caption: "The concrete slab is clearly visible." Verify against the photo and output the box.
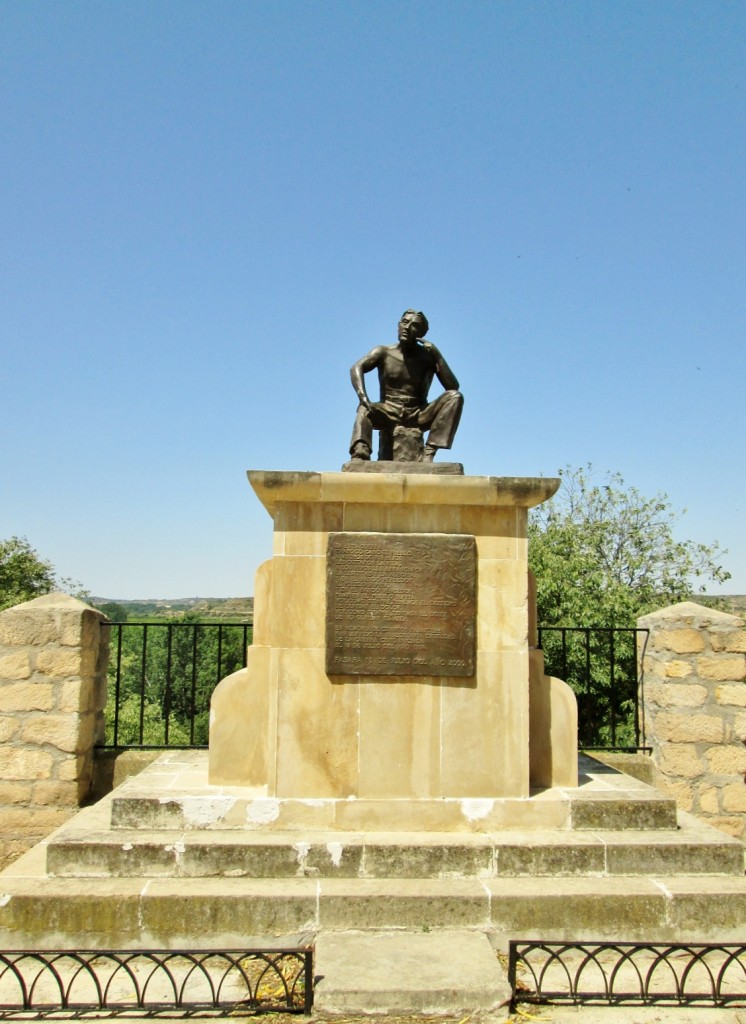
[313,929,512,1014]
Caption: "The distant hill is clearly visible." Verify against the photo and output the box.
[90,593,744,624]
[699,595,746,614]
[90,596,253,622]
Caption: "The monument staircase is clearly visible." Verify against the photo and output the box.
[1,748,745,1013]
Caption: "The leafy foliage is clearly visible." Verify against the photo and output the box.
[529,466,730,748]
[538,625,642,748]
[105,617,251,746]
[96,601,129,622]
[529,465,730,627]
[0,536,85,612]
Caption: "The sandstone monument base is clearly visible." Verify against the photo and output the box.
[209,470,578,823]
[4,471,746,1015]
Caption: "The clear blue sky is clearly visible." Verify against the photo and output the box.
[3,0,744,599]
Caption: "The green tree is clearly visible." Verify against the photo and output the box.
[0,536,60,611]
[529,466,731,747]
[104,615,251,746]
[529,465,730,627]
[95,601,129,622]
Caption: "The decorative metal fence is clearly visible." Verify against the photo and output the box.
[101,622,250,748]
[99,622,648,751]
[509,941,746,1007]
[0,947,312,1017]
[538,626,649,750]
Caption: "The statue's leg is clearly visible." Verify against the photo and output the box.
[349,404,374,460]
[378,426,394,460]
[418,390,464,452]
[367,400,403,461]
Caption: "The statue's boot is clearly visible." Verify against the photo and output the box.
[350,441,371,461]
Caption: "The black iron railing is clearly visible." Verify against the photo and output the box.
[100,621,647,752]
[0,947,311,1017]
[510,941,746,1007]
[538,626,649,750]
[100,622,250,748]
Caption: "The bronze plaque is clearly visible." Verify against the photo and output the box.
[326,533,476,677]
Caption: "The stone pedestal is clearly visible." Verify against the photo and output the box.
[209,470,577,823]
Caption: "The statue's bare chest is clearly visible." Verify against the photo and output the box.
[379,348,431,391]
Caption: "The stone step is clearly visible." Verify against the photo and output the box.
[1,871,745,947]
[109,789,679,832]
[313,929,512,1015]
[105,749,679,832]
[45,823,745,879]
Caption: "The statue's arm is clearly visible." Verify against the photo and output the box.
[423,342,459,391]
[350,347,385,409]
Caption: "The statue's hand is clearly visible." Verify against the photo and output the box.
[359,395,373,411]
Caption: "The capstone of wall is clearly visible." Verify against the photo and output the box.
[0,592,109,867]
[638,601,746,840]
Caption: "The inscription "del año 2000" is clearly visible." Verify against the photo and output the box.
[325,533,476,677]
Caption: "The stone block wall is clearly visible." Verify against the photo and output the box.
[638,601,746,840]
[0,593,109,867]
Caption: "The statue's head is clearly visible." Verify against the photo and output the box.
[398,309,429,341]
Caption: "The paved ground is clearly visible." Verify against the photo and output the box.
[100,1009,746,1023]
[308,1009,745,1023]
[505,1007,746,1022]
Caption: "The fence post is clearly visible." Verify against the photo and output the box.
[0,592,109,865]
[637,601,746,839]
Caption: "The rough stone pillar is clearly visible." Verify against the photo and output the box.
[0,593,109,864]
[638,601,746,839]
[392,425,424,461]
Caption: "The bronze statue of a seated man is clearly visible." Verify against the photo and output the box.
[349,309,463,463]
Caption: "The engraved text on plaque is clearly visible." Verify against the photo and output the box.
[326,533,476,676]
